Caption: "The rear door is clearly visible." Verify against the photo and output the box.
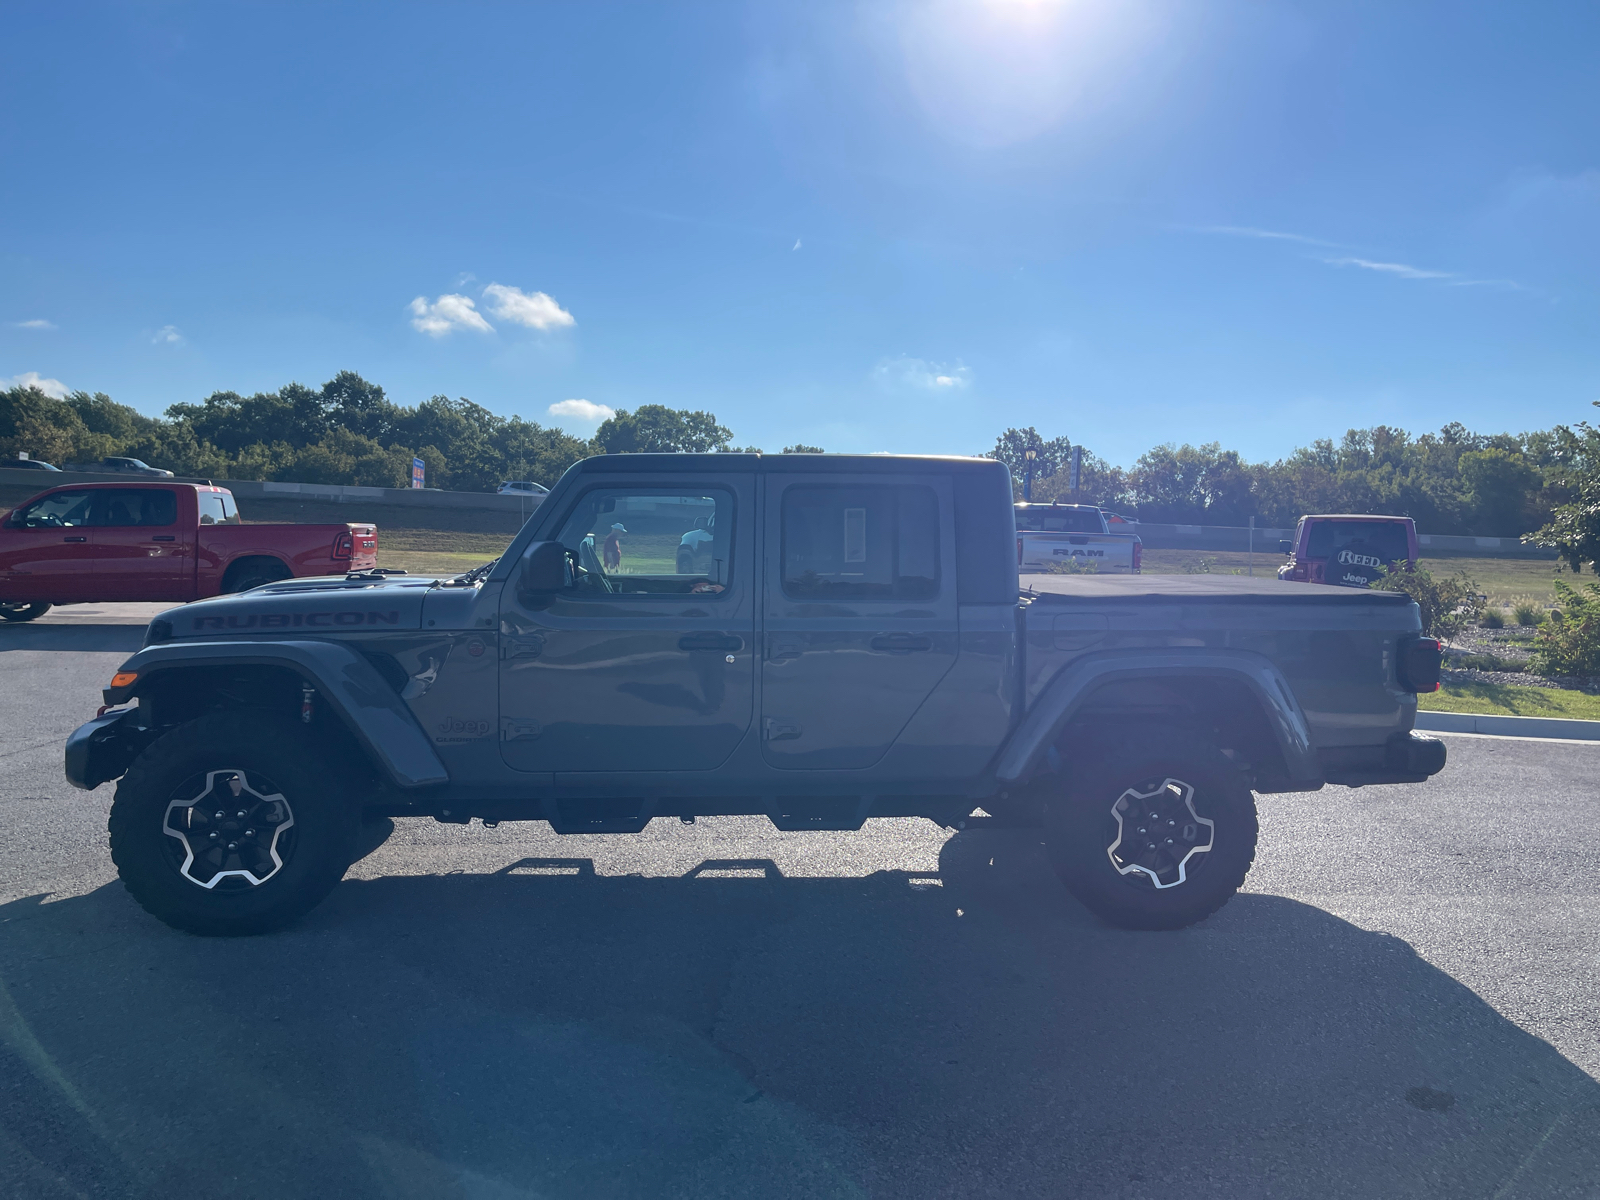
[498,476,756,773]
[88,488,184,600]
[761,472,958,769]
[0,489,96,601]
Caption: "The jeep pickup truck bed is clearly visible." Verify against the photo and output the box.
[1,481,376,620]
[66,454,1443,936]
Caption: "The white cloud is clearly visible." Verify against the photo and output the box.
[548,399,615,424]
[5,371,69,398]
[872,355,972,392]
[482,283,575,330]
[15,319,56,330]
[409,294,494,337]
[151,324,185,345]
[1196,225,1342,248]
[1322,256,1452,281]
[793,238,802,251]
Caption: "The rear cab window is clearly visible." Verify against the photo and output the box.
[199,491,241,525]
[1305,521,1410,564]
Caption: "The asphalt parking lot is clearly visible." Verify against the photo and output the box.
[3,606,1598,1199]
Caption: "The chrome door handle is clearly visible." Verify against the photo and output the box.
[62,535,87,543]
[152,535,176,542]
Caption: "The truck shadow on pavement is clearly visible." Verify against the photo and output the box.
[2,829,1597,1200]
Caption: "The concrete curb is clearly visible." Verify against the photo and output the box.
[1415,710,1600,741]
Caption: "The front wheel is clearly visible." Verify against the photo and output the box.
[109,713,360,935]
[1046,731,1258,931]
[0,602,51,622]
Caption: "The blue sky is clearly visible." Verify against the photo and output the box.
[3,1,1596,467]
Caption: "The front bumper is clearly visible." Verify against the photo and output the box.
[64,708,151,791]
[1318,731,1448,787]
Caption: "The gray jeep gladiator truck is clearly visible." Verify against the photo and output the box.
[65,454,1446,936]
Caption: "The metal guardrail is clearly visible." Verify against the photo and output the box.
[0,467,538,514]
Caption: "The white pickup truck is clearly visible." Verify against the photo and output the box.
[1016,503,1142,574]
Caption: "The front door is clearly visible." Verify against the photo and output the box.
[761,472,959,769]
[88,488,184,601]
[499,479,755,773]
[0,489,96,602]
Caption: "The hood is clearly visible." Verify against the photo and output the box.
[148,574,438,643]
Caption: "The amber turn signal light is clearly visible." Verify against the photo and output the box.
[110,672,139,688]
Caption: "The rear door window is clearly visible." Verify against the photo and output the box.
[91,489,178,527]
[782,484,940,600]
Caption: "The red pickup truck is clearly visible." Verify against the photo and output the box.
[0,482,376,621]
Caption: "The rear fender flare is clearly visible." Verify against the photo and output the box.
[994,648,1320,786]
[105,639,449,788]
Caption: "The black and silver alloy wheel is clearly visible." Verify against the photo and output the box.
[1047,729,1258,931]
[110,712,359,935]
[1106,776,1215,889]
[163,769,297,890]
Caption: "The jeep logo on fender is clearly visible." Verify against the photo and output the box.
[1337,550,1383,569]
[189,611,401,630]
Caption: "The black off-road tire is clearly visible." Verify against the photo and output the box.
[1046,730,1258,931]
[0,602,51,622]
[108,712,360,936]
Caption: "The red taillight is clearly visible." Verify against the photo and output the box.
[1398,636,1443,693]
[1132,541,1142,573]
[332,532,353,560]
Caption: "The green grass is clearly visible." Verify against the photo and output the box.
[1419,681,1600,720]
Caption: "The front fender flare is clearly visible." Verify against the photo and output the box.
[104,639,449,788]
[995,648,1320,786]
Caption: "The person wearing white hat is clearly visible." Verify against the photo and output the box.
[602,522,626,571]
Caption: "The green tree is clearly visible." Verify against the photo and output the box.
[988,427,1072,485]
[594,405,733,454]
[782,444,824,454]
[1527,407,1600,574]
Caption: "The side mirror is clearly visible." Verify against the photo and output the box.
[518,540,570,595]
[1277,540,1292,555]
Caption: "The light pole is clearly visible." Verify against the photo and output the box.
[1023,447,1037,502]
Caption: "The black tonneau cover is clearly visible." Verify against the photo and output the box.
[1024,574,1412,604]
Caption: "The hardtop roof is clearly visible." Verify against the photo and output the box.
[575,452,1008,477]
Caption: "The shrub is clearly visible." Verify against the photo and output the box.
[1043,557,1099,575]
[1371,565,1484,640]
[1529,579,1600,678]
[1511,598,1544,627]
[1480,609,1506,629]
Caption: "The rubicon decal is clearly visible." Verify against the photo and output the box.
[189,611,402,630]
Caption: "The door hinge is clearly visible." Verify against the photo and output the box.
[501,719,543,741]
[502,634,546,660]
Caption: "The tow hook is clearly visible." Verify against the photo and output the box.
[300,684,315,724]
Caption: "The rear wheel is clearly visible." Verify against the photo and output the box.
[1046,730,1258,931]
[0,602,51,622]
[222,558,292,593]
[109,713,360,935]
